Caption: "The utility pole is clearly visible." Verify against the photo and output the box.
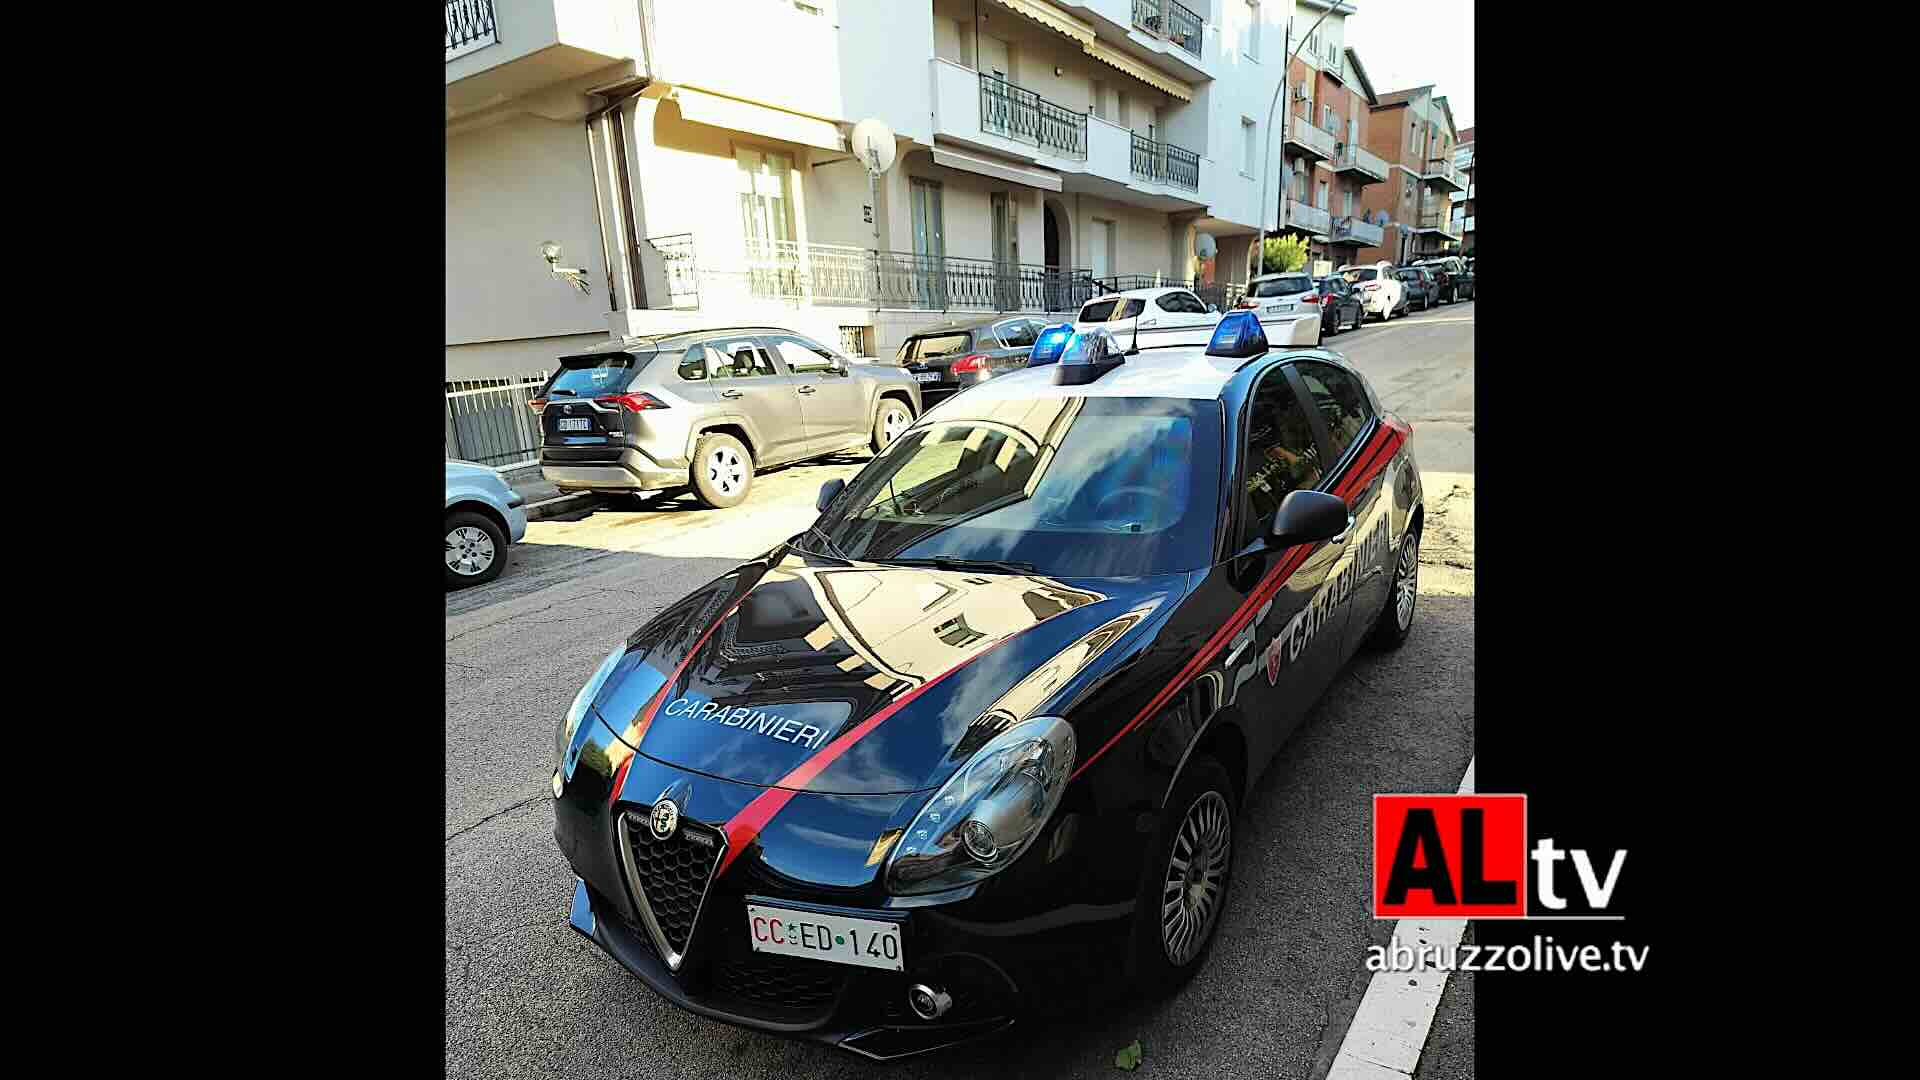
[1253,1,1352,281]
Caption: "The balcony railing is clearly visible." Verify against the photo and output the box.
[1331,143,1389,181]
[1131,0,1204,59]
[1421,158,1463,188]
[646,233,700,309]
[980,76,1087,159]
[1285,199,1332,237]
[446,0,499,62]
[1129,133,1200,191]
[1333,216,1384,247]
[743,239,1097,313]
[1284,117,1336,160]
[1415,208,1459,236]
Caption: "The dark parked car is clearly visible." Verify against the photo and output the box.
[1307,275,1367,334]
[1397,267,1435,312]
[552,316,1425,1060]
[896,316,1048,410]
[1411,257,1473,303]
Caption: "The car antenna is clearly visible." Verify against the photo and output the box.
[1127,306,1142,355]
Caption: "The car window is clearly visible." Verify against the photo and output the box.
[543,354,641,398]
[1242,368,1325,547]
[770,336,839,374]
[1249,275,1314,298]
[995,320,1038,347]
[707,341,777,381]
[1113,298,1146,320]
[1293,360,1374,464]
[909,332,973,360]
[1078,299,1119,322]
[1343,268,1378,283]
[1156,291,1209,314]
[805,396,1223,577]
[676,345,709,381]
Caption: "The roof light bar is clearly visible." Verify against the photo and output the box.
[1205,311,1269,359]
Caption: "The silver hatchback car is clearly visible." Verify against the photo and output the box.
[534,327,923,509]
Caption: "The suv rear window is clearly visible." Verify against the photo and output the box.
[908,333,973,360]
[543,353,644,398]
[1343,268,1379,283]
[1249,276,1313,298]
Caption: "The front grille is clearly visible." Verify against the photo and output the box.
[619,811,722,963]
[709,948,848,1016]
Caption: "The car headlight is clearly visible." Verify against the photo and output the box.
[557,644,625,763]
[885,716,1074,895]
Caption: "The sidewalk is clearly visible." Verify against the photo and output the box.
[501,463,601,522]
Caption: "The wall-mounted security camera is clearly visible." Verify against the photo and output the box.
[541,241,591,294]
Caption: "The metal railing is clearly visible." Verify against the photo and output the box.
[1129,133,1200,190]
[1286,199,1332,236]
[1285,118,1336,158]
[1331,143,1388,179]
[646,233,700,309]
[745,239,876,305]
[445,0,498,62]
[739,240,1097,313]
[980,76,1087,158]
[1333,216,1384,247]
[1422,158,1462,186]
[445,375,548,469]
[1130,0,1203,58]
[1415,208,1459,235]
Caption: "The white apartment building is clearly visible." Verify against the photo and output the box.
[445,0,1294,383]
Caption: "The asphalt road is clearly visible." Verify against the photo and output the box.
[446,301,1476,1078]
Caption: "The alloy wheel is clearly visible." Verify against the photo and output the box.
[707,447,745,496]
[445,526,496,577]
[882,406,909,445]
[1395,532,1420,630]
[1162,790,1231,966]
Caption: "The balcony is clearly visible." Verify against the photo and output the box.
[1419,157,1467,193]
[750,240,1100,313]
[1284,116,1336,163]
[1130,0,1204,60]
[1332,216,1384,248]
[979,74,1089,160]
[1411,208,1459,238]
[1285,199,1332,238]
[1130,132,1200,191]
[445,0,647,119]
[1331,143,1389,183]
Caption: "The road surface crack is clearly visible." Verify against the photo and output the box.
[446,791,545,844]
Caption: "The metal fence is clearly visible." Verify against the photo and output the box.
[980,76,1087,159]
[1129,133,1200,190]
[445,375,548,469]
[647,233,700,308]
[1131,0,1203,58]
[741,241,1097,313]
[445,0,497,60]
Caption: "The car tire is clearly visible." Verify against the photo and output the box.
[445,510,508,589]
[1351,305,1364,331]
[1363,526,1421,651]
[872,398,912,454]
[690,433,754,509]
[1379,302,1390,323]
[1132,754,1237,996]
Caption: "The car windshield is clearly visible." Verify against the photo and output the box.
[910,333,972,359]
[1343,268,1378,283]
[1249,276,1313,298]
[542,353,644,397]
[802,395,1223,577]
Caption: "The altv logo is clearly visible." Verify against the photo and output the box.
[1372,795,1628,919]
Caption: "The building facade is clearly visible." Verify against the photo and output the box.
[1271,3,1389,271]
[1450,125,1473,255]
[445,0,1297,384]
[1352,84,1465,264]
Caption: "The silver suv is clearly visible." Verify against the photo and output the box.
[534,326,923,509]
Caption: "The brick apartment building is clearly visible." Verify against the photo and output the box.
[1271,2,1392,270]
[1451,126,1474,255]
[1353,84,1466,264]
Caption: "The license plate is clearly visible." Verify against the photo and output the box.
[746,902,904,971]
[913,372,941,384]
[557,418,591,431]
[1266,303,1294,313]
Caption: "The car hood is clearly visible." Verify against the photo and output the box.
[589,549,1183,795]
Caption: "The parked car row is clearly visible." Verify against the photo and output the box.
[1335,257,1475,320]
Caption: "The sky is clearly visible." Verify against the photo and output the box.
[1339,0,1474,132]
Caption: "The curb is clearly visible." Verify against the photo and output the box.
[524,492,601,522]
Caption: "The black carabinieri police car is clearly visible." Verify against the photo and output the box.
[550,314,1424,1060]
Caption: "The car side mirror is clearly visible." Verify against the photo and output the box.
[830,355,848,374]
[816,478,846,513]
[1267,489,1350,547]
[1207,303,1219,313]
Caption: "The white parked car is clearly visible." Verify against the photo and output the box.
[1336,262,1407,322]
[1073,284,1320,348]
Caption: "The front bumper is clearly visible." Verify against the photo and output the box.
[504,503,528,543]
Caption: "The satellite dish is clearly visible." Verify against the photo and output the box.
[1194,232,1218,259]
[849,118,896,175]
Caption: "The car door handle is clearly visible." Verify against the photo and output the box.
[719,389,744,399]
[797,385,817,395]
[1330,515,1357,544]
[1139,319,1158,327]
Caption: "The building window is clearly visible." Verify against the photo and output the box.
[1245,1,1260,60]
[1242,117,1258,175]
[736,148,794,249]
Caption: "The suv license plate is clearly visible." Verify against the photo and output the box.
[913,372,941,384]
[557,418,592,431]
[746,903,904,971]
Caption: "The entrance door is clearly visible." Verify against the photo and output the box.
[910,178,946,308]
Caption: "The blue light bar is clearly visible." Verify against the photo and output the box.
[1053,328,1125,385]
[1028,322,1074,366]
[1205,310,1269,358]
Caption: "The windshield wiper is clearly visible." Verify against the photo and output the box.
[875,555,1041,575]
[804,525,852,560]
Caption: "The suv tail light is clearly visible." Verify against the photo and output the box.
[528,398,547,415]
[1236,297,1259,309]
[950,354,990,374]
[598,392,668,412]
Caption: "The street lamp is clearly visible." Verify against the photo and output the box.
[1253,1,1353,280]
